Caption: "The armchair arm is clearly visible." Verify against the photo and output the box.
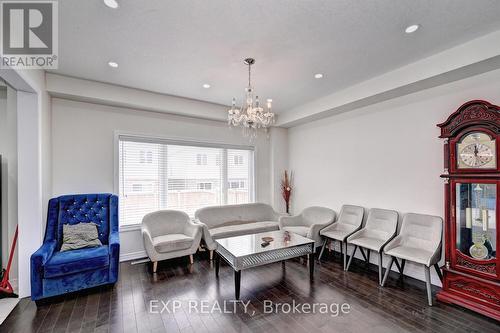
[184,219,203,238]
[30,240,57,300]
[142,228,159,262]
[308,221,333,237]
[108,229,120,283]
[193,219,217,250]
[279,215,303,228]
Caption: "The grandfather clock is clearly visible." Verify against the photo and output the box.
[437,100,500,320]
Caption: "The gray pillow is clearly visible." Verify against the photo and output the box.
[60,222,103,252]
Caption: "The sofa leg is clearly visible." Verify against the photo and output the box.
[210,250,214,261]
[153,261,158,273]
[189,254,194,265]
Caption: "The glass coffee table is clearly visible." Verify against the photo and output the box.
[215,230,315,299]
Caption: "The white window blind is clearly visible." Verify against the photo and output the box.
[118,136,254,226]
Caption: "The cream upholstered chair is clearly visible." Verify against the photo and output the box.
[318,205,364,269]
[346,208,398,285]
[142,210,202,273]
[381,213,443,306]
[279,206,336,248]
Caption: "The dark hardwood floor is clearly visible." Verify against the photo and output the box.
[1,251,498,333]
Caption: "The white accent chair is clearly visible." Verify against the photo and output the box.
[142,210,202,273]
[279,206,336,249]
[318,205,364,269]
[381,213,443,306]
[346,208,398,285]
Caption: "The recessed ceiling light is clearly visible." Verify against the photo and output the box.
[202,83,211,89]
[405,24,419,34]
[108,61,118,68]
[103,0,119,9]
[314,73,324,79]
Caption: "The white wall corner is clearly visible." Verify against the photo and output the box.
[269,127,289,213]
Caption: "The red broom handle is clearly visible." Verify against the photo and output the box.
[2,225,18,282]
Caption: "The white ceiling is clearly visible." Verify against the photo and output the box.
[52,0,500,114]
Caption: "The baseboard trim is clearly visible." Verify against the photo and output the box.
[120,250,147,262]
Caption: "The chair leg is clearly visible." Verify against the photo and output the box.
[381,256,394,287]
[189,254,194,265]
[346,245,358,271]
[359,247,368,262]
[424,266,433,306]
[343,241,347,271]
[366,249,371,264]
[318,239,327,261]
[434,263,443,282]
[153,261,158,273]
[378,252,383,286]
[394,259,402,273]
[209,250,214,261]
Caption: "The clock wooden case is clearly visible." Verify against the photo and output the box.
[437,100,500,320]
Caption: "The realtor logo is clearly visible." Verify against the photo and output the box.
[0,1,58,69]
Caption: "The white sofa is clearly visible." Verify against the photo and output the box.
[195,203,281,258]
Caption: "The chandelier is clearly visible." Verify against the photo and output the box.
[228,58,275,137]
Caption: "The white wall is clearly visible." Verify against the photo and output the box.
[0,86,18,283]
[51,98,278,260]
[288,68,500,286]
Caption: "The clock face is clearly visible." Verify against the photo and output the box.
[460,143,494,167]
[457,132,496,169]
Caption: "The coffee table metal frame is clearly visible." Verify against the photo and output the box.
[214,232,315,299]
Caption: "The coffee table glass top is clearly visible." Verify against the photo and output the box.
[215,230,314,257]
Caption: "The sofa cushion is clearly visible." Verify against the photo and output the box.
[210,221,279,239]
[153,234,194,253]
[44,245,109,278]
[283,226,309,237]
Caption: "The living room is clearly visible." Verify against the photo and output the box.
[0,1,499,332]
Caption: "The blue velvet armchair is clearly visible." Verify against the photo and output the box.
[31,194,119,301]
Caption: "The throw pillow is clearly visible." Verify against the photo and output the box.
[60,222,103,252]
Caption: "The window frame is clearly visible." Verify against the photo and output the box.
[114,131,256,230]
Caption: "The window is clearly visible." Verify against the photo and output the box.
[197,182,213,190]
[196,153,207,165]
[228,181,245,189]
[118,136,254,226]
[140,150,153,163]
[233,155,243,165]
[131,182,154,194]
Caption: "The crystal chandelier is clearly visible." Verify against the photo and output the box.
[228,58,275,137]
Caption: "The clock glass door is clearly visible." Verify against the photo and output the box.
[455,182,497,276]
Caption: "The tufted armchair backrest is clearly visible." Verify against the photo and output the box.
[301,206,336,226]
[337,205,364,227]
[44,194,118,248]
